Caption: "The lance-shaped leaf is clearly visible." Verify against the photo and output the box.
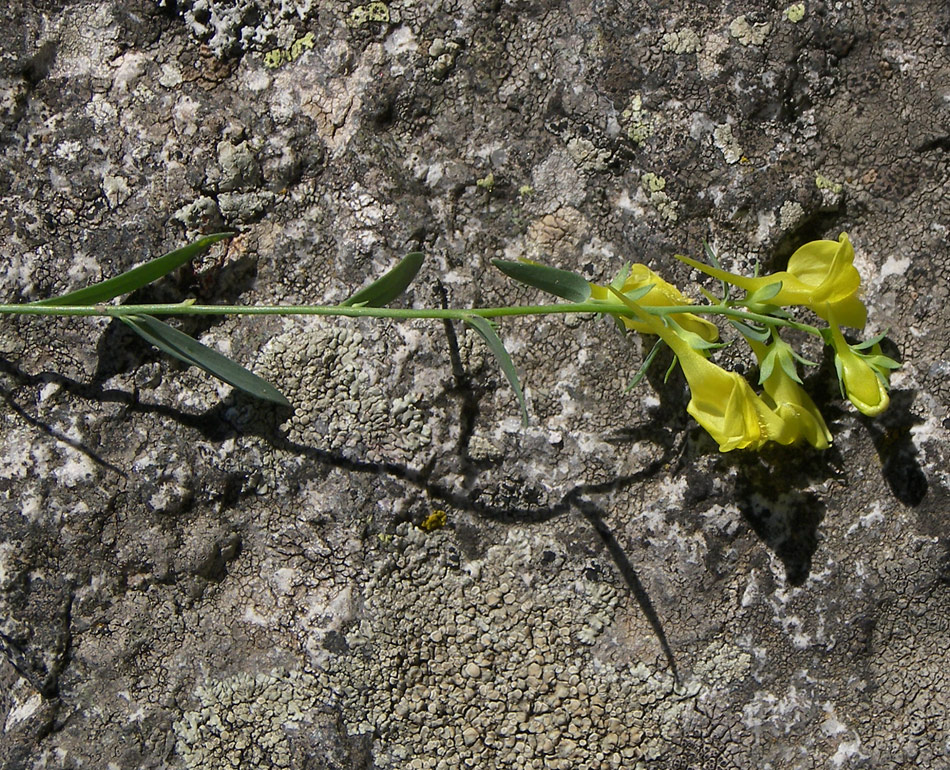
[757,345,780,384]
[31,233,236,306]
[461,314,528,426]
[491,259,591,302]
[339,252,425,307]
[729,319,771,343]
[703,240,731,301]
[121,314,290,406]
[851,330,890,350]
[609,262,632,292]
[625,337,664,392]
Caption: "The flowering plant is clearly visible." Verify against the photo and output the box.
[493,232,899,451]
[0,232,899,452]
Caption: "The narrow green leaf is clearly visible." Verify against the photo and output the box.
[622,283,655,303]
[866,353,901,371]
[32,233,235,306]
[121,314,290,406]
[663,355,678,383]
[609,262,632,292]
[852,330,890,350]
[339,252,424,307]
[461,314,528,426]
[729,319,771,342]
[777,349,803,384]
[790,348,819,368]
[625,338,663,392]
[491,259,591,302]
[702,240,731,301]
[698,286,721,304]
[833,355,847,399]
[606,284,650,320]
[758,347,778,383]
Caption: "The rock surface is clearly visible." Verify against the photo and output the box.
[1,1,948,768]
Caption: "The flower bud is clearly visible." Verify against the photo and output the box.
[830,326,890,416]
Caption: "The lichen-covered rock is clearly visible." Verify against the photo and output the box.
[252,322,435,463]
[1,0,948,768]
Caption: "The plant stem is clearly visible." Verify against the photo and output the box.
[0,300,823,335]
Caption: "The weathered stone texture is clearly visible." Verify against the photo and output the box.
[1,1,948,768]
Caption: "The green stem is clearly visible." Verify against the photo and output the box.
[0,302,601,319]
[0,300,823,335]
[658,304,823,336]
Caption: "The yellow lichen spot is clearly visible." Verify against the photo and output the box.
[419,509,448,532]
[290,32,315,58]
[518,184,534,197]
[476,172,495,192]
[739,155,752,165]
[641,172,666,193]
[815,173,843,194]
[263,32,315,69]
[263,49,285,69]
[350,2,390,26]
[784,3,806,23]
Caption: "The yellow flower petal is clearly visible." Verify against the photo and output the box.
[749,339,832,449]
[591,264,720,342]
[651,319,785,451]
[676,233,868,328]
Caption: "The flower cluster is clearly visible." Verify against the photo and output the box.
[591,233,899,452]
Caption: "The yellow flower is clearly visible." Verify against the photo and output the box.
[632,309,784,451]
[677,233,867,328]
[829,324,890,416]
[591,263,719,343]
[748,339,832,449]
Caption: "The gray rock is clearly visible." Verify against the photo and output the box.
[0,0,947,768]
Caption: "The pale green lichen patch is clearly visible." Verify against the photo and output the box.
[262,32,315,69]
[174,670,322,769]
[641,172,665,194]
[330,523,699,768]
[168,523,760,768]
[252,324,432,462]
[621,94,655,145]
[350,2,390,26]
[641,173,678,223]
[713,123,743,165]
[566,136,612,171]
[729,15,772,46]
[779,200,805,230]
[783,3,806,23]
[661,28,701,54]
